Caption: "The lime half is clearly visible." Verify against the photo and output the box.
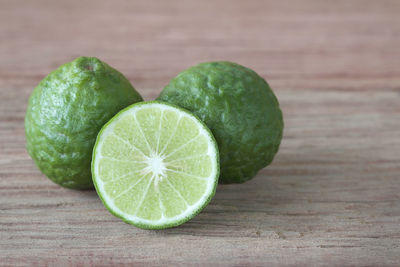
[92,101,219,229]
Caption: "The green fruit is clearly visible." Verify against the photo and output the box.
[92,101,219,229]
[158,61,283,184]
[25,56,143,189]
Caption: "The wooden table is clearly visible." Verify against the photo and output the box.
[1,0,399,265]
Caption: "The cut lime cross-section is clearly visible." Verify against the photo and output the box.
[91,101,219,229]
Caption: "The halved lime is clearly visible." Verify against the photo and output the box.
[91,101,219,229]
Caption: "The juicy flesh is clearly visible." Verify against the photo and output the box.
[94,104,216,224]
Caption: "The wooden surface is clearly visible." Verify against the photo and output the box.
[1,0,400,266]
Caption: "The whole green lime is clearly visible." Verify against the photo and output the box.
[25,57,143,189]
[158,61,283,184]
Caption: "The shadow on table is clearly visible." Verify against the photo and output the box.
[155,149,330,237]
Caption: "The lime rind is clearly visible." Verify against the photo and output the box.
[91,101,219,229]
[157,61,283,184]
[25,56,143,189]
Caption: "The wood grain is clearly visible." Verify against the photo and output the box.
[1,0,400,266]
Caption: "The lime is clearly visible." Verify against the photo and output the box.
[158,61,283,184]
[91,101,219,229]
[25,56,143,189]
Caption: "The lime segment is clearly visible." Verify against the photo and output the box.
[92,101,219,229]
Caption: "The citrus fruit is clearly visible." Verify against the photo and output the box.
[91,101,219,229]
[158,61,283,184]
[25,56,143,189]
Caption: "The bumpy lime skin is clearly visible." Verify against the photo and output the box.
[25,57,143,189]
[158,61,283,184]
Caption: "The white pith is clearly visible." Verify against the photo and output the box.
[93,103,218,227]
[146,154,167,187]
